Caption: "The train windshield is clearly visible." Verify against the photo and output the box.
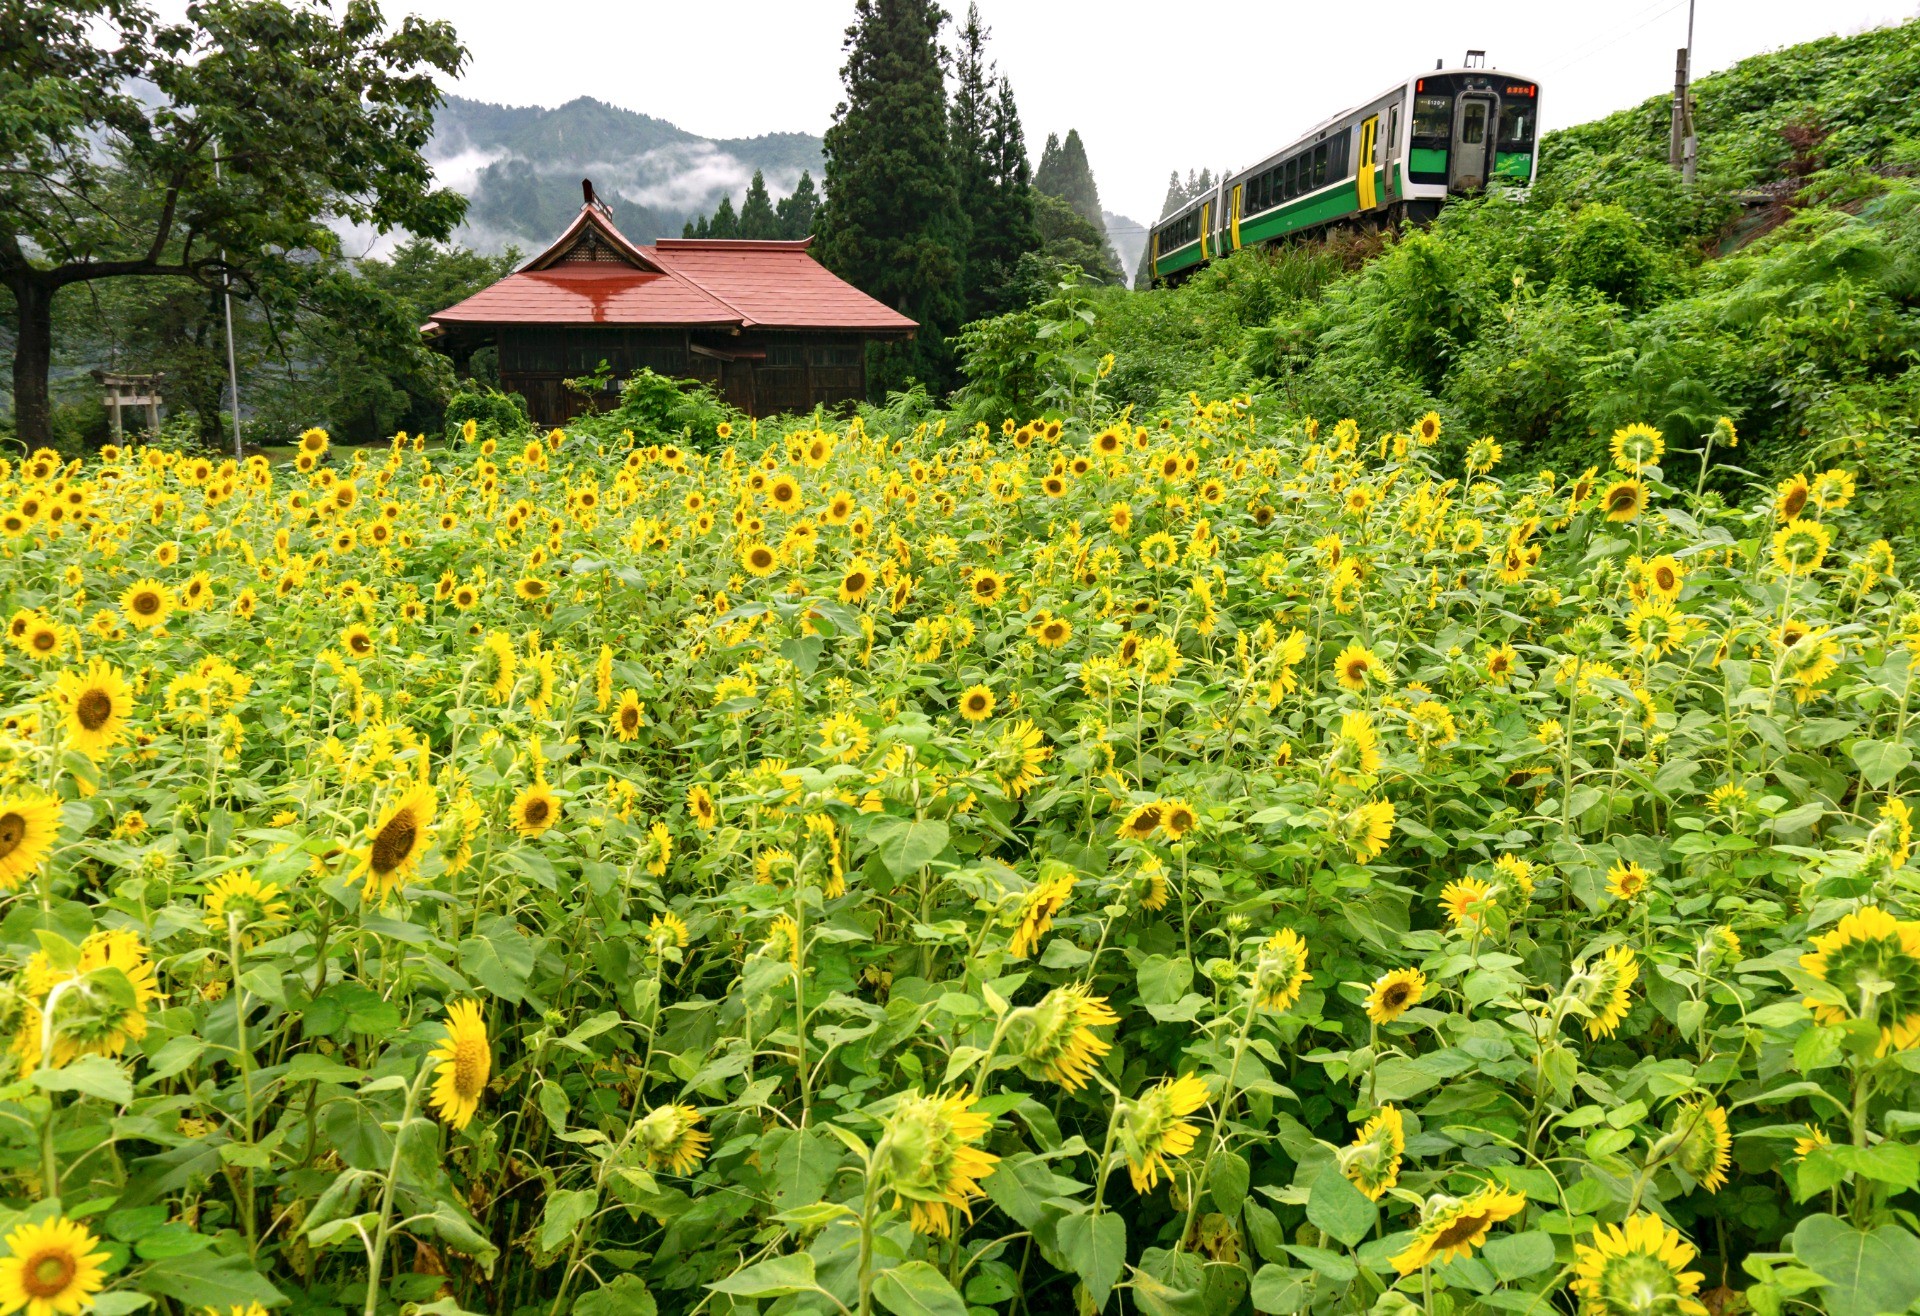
[1498,102,1536,149]
[1411,95,1452,139]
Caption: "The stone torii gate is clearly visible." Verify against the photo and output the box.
[90,371,164,440]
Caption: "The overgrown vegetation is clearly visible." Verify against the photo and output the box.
[959,19,1920,546]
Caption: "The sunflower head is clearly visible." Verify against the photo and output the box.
[1364,968,1427,1023]
[428,999,490,1130]
[1252,928,1311,1011]
[875,1089,998,1236]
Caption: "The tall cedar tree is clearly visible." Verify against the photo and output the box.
[817,0,967,393]
[950,7,1038,322]
[1,0,466,446]
[706,195,740,238]
[1034,129,1104,227]
[776,172,820,239]
[738,171,780,239]
[1034,128,1121,281]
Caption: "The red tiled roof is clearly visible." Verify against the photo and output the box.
[426,200,915,336]
[429,266,741,328]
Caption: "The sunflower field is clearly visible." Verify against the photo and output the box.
[0,398,1914,1316]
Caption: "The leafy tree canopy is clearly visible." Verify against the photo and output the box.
[1,0,468,445]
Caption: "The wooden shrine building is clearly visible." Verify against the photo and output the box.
[423,181,916,422]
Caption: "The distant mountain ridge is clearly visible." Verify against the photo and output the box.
[430,95,824,253]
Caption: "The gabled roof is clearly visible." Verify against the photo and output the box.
[425,181,915,337]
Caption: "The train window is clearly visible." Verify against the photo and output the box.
[1498,102,1535,148]
[1460,100,1487,145]
[1329,132,1349,178]
[1284,158,1297,200]
[1387,105,1400,159]
[1311,144,1327,188]
[1412,93,1452,140]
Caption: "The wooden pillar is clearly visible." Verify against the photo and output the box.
[108,396,122,441]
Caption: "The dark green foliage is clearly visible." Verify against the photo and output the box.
[1035,129,1105,228]
[738,171,780,239]
[776,172,821,240]
[444,387,528,439]
[1024,193,1122,290]
[949,6,1040,322]
[0,0,468,445]
[816,0,968,394]
[565,368,738,449]
[705,196,740,240]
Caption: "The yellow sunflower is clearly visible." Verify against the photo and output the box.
[0,1216,110,1316]
[51,659,133,760]
[511,783,562,838]
[1571,1215,1706,1316]
[1391,1183,1527,1273]
[119,578,174,630]
[1600,478,1648,523]
[878,1089,999,1237]
[428,999,490,1130]
[635,1103,710,1175]
[1013,984,1119,1091]
[353,783,437,904]
[0,795,62,891]
[611,689,646,742]
[1364,968,1426,1024]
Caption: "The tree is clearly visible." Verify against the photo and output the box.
[816,0,967,394]
[1031,193,1121,285]
[1035,128,1107,228]
[738,170,779,239]
[706,195,740,239]
[948,8,1038,324]
[0,0,466,446]
[683,214,710,238]
[1034,128,1120,281]
[776,172,820,240]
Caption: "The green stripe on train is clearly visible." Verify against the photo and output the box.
[1494,151,1532,181]
[1409,147,1448,174]
[1154,241,1205,278]
[1236,181,1361,246]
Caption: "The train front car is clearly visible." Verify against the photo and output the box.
[1402,68,1540,217]
[1145,65,1539,286]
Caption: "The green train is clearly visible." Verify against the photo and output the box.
[1148,56,1540,282]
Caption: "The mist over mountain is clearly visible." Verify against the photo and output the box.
[429,95,824,252]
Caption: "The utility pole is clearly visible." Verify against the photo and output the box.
[1671,0,1698,182]
[214,145,244,459]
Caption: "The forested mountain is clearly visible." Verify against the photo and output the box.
[428,95,824,250]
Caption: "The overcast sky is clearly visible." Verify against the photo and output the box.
[159,0,1920,226]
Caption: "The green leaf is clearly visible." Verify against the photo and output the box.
[705,1253,817,1298]
[1306,1165,1377,1248]
[1136,955,1194,1006]
[280,1053,363,1086]
[870,818,949,876]
[1791,1213,1920,1316]
[1250,1266,1313,1315]
[459,916,537,1003]
[1852,740,1912,790]
[35,1055,133,1104]
[1829,1142,1920,1191]
[1483,1231,1556,1281]
[1210,1150,1250,1218]
[1057,1211,1127,1311]
[573,1274,657,1316]
[872,1260,969,1316]
[537,1188,597,1255]
[138,1251,286,1310]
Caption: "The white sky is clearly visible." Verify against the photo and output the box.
[154,0,1919,225]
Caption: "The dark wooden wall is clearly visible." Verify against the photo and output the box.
[494,326,871,423]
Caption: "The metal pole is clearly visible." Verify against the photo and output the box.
[214,147,243,458]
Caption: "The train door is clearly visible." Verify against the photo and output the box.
[1230,183,1243,250]
[1449,92,1496,192]
[1356,116,1381,211]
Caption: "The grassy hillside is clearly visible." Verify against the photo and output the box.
[953,20,1920,545]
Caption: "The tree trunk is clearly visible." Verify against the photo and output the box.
[8,277,55,448]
